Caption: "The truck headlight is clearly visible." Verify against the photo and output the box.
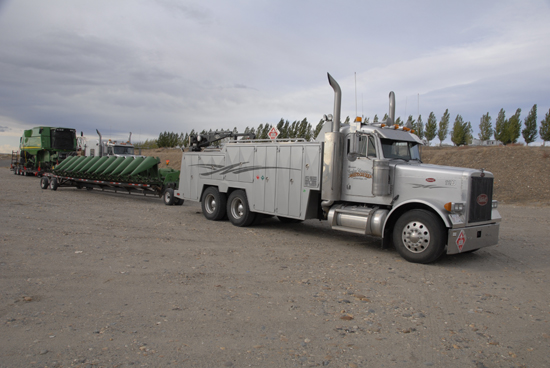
[444,202,464,213]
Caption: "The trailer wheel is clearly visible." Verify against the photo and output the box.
[227,190,256,227]
[175,198,184,206]
[163,188,175,206]
[40,177,49,190]
[49,177,58,191]
[392,209,446,264]
[201,187,226,221]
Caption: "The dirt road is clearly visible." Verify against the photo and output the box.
[1,168,549,368]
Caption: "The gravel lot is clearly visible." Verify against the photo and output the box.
[1,168,549,368]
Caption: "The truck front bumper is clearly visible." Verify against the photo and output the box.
[446,222,500,254]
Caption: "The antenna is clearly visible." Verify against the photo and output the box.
[354,72,358,118]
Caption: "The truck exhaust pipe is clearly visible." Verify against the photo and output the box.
[321,73,344,212]
[128,132,132,144]
[327,73,341,132]
[386,91,395,125]
[96,129,103,157]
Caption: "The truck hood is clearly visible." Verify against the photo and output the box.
[391,161,493,207]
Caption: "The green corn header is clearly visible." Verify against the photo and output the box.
[42,155,180,198]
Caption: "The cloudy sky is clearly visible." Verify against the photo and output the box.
[1,0,549,152]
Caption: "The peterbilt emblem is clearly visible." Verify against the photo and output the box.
[477,194,488,206]
[426,178,435,182]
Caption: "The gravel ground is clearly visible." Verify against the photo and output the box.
[1,168,549,368]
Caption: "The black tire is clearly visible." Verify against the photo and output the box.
[201,187,226,221]
[164,188,175,206]
[227,190,256,227]
[13,168,17,175]
[392,209,446,264]
[86,186,93,191]
[40,177,49,190]
[49,177,58,191]
[277,216,303,224]
[175,198,184,206]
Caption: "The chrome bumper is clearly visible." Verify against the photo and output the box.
[446,223,500,254]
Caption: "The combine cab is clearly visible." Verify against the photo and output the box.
[11,127,77,176]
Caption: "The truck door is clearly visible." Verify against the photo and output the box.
[342,134,376,199]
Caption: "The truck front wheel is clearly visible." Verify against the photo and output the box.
[201,187,226,220]
[392,209,446,264]
[227,190,256,227]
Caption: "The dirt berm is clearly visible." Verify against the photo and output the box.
[141,145,550,206]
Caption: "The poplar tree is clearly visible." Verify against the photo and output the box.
[539,108,550,146]
[522,104,538,145]
[438,109,450,146]
[478,112,493,141]
[507,108,522,144]
[412,115,424,140]
[450,115,472,146]
[494,108,506,142]
[424,112,438,146]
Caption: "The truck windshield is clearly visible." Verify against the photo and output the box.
[113,146,135,155]
[380,139,421,161]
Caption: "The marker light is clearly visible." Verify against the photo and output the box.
[444,202,464,213]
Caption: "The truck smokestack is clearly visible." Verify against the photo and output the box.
[128,132,132,144]
[321,73,344,211]
[327,73,341,132]
[96,129,103,157]
[388,91,395,125]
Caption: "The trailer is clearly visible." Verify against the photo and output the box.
[40,154,181,201]
[171,73,501,264]
[11,126,77,176]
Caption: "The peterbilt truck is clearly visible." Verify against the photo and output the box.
[169,74,501,264]
[77,130,136,157]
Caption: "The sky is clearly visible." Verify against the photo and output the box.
[1,0,550,152]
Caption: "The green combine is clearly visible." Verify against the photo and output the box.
[11,126,77,176]
[40,154,181,202]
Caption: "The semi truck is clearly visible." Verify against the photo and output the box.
[77,130,137,157]
[11,126,77,176]
[169,74,501,263]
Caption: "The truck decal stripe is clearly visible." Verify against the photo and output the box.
[192,163,299,177]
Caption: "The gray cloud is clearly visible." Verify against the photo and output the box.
[0,0,549,150]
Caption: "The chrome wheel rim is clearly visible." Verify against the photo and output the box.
[230,197,244,219]
[205,194,217,214]
[402,221,430,253]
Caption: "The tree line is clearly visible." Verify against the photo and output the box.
[138,106,550,149]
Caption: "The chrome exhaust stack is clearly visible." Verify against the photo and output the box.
[96,129,103,157]
[382,91,395,125]
[321,73,344,211]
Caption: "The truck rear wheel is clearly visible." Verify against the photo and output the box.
[392,209,446,264]
[227,190,256,227]
[201,187,226,221]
